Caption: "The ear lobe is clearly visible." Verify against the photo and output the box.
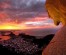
[54,20,60,25]
[56,21,60,25]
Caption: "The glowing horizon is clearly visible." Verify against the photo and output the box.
[0,12,61,30]
[0,23,27,30]
[0,19,59,30]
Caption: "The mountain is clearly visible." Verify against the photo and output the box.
[0,32,54,55]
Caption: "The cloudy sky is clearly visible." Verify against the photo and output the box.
[0,0,62,37]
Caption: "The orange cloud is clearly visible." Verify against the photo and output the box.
[0,12,61,30]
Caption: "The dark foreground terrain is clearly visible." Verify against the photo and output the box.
[0,32,54,55]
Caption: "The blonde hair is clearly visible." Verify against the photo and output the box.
[45,0,66,25]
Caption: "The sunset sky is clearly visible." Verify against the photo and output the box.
[0,0,62,37]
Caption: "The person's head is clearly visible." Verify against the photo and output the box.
[45,0,66,26]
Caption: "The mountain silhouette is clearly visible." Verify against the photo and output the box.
[0,32,54,55]
[33,34,54,48]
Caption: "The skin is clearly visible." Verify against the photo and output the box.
[45,0,66,26]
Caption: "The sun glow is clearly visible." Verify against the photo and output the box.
[0,25,18,30]
[0,23,27,30]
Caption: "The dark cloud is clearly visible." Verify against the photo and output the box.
[0,0,46,11]
[0,0,47,23]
